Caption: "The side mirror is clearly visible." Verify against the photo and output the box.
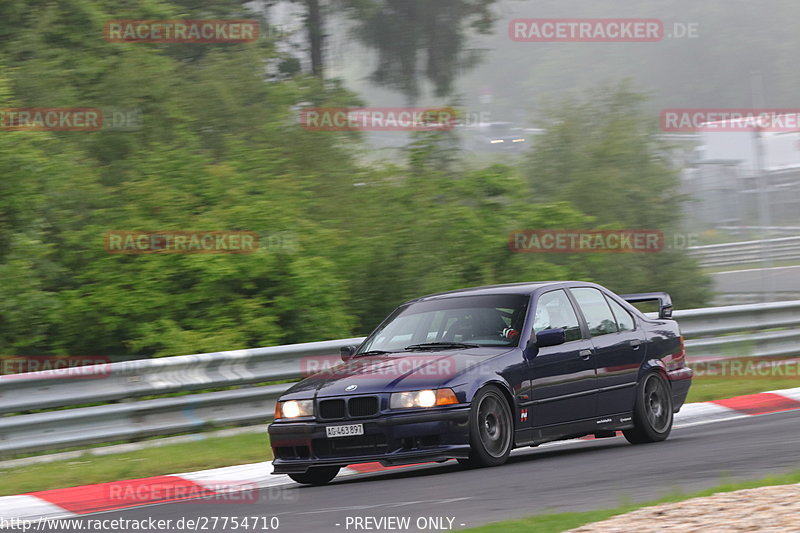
[340,345,357,361]
[535,328,566,348]
[658,304,673,319]
[523,328,566,361]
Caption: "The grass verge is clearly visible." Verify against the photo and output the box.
[686,376,799,403]
[461,469,800,533]
[0,433,272,497]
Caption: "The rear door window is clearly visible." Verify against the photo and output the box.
[606,297,635,332]
[570,287,619,337]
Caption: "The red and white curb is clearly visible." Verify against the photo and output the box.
[2,387,800,524]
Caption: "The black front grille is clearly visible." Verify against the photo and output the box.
[313,434,389,458]
[348,396,379,417]
[319,399,346,419]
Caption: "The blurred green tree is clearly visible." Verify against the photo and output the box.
[0,3,710,359]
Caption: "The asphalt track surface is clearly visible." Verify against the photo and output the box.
[49,410,800,532]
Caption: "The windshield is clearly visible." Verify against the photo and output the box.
[358,294,529,353]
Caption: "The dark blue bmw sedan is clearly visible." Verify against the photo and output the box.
[268,281,693,484]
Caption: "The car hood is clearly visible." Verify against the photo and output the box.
[283,347,511,398]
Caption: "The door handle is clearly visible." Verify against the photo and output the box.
[629,340,641,350]
[578,349,593,359]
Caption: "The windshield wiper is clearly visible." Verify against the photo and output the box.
[354,350,395,356]
[404,342,480,351]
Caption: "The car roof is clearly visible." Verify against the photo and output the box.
[407,281,600,303]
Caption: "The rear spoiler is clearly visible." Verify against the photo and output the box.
[620,292,673,319]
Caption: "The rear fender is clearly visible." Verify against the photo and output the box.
[640,359,669,385]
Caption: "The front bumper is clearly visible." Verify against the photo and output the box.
[268,406,471,474]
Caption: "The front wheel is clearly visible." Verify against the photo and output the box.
[459,386,513,468]
[623,372,673,444]
[288,466,341,485]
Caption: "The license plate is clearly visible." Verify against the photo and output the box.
[325,424,364,438]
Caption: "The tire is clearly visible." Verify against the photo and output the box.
[458,386,513,468]
[623,372,673,444]
[288,466,341,485]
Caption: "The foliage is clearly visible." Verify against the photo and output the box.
[0,1,710,358]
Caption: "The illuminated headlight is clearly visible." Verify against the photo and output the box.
[276,399,314,419]
[390,389,458,409]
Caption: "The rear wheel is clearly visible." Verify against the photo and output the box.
[623,372,673,444]
[288,466,341,485]
[458,386,513,468]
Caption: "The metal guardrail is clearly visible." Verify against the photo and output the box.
[0,337,364,415]
[717,226,800,238]
[0,385,287,455]
[674,300,800,337]
[689,236,800,268]
[684,329,800,360]
[1,302,799,456]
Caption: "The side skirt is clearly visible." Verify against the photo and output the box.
[514,413,634,447]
